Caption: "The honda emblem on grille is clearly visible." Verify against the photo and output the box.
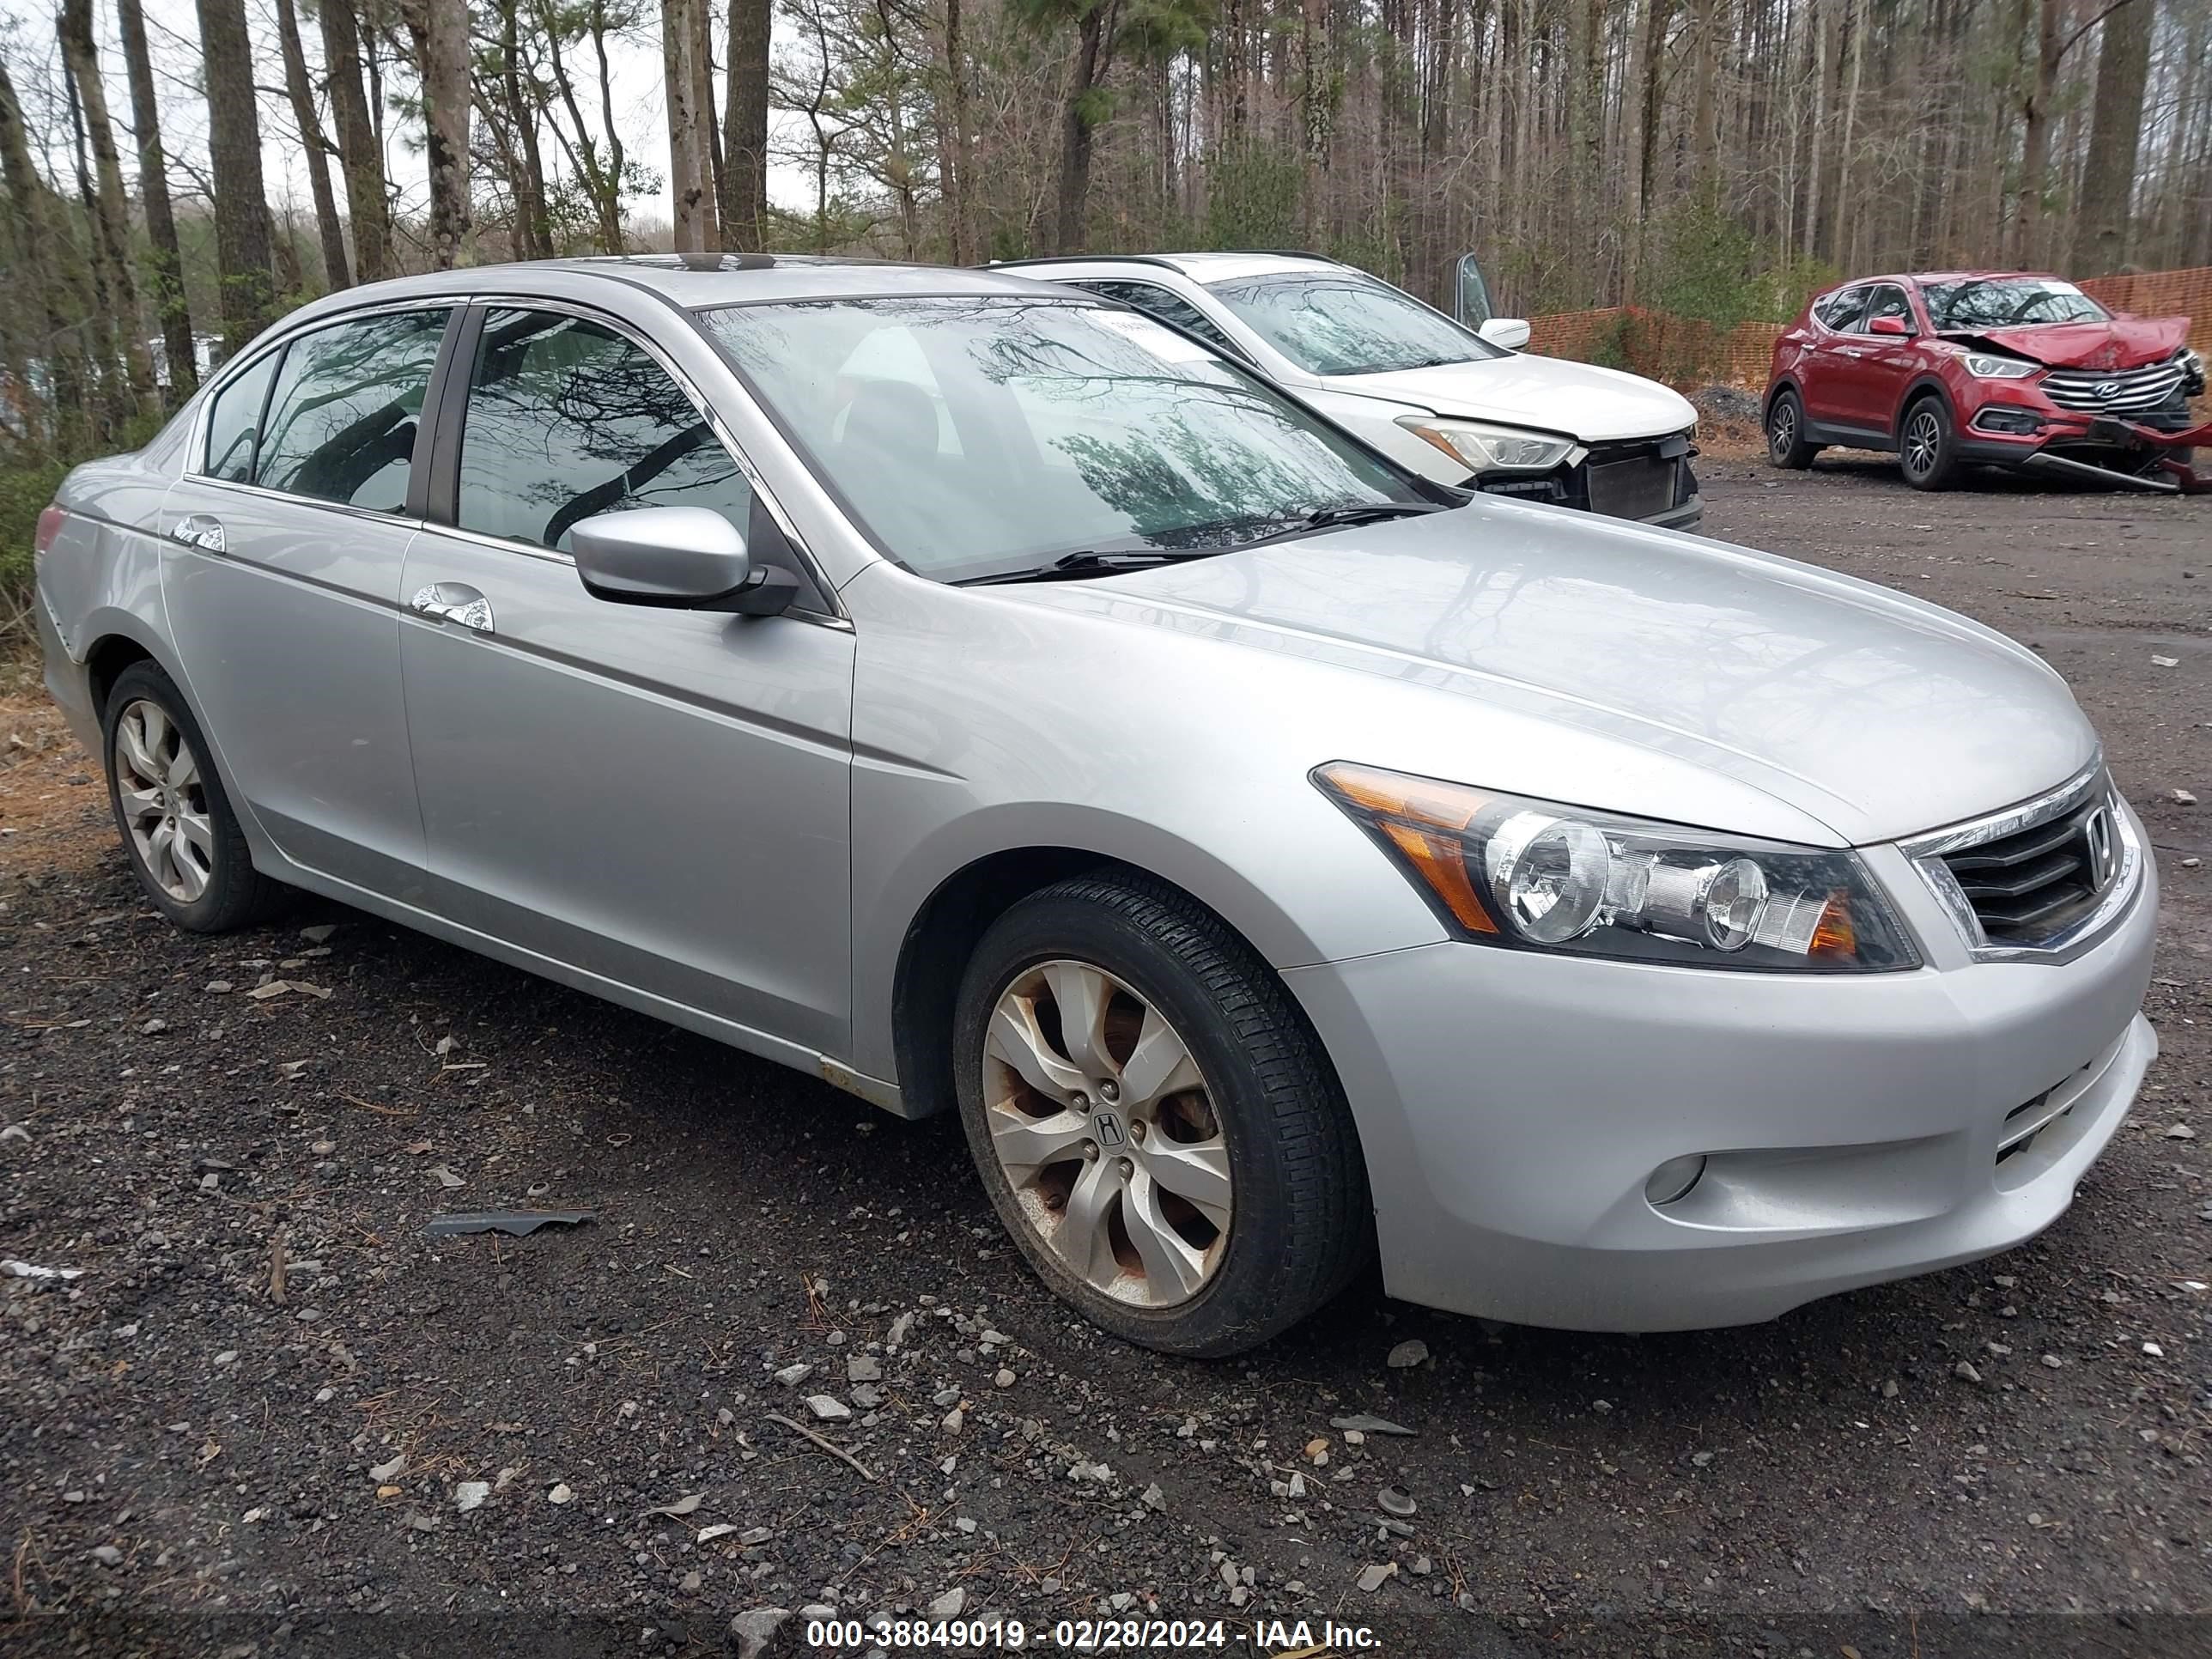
[2083,805,2118,888]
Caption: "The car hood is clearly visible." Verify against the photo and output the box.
[1947,314,2189,368]
[999,502,2094,847]
[1322,356,1698,445]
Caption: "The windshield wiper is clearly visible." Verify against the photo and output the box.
[956,550,1229,586]
[1298,501,1449,529]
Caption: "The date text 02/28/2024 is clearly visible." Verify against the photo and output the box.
[801,1616,1389,1651]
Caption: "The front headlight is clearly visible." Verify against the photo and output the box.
[2181,348,2206,396]
[1316,762,1920,972]
[1395,415,1577,473]
[1960,352,2040,380]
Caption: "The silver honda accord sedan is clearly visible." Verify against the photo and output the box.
[34,256,2157,1356]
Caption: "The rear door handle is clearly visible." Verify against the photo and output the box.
[170,514,225,554]
[409,582,495,635]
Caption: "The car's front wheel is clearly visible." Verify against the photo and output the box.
[1765,388,1818,469]
[103,662,285,933]
[1899,396,1960,490]
[951,872,1370,1358]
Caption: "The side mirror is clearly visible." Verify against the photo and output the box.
[1478,317,1532,351]
[1868,313,1911,337]
[568,506,797,617]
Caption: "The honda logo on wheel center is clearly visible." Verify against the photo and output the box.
[1092,1109,1127,1148]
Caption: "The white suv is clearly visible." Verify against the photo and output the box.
[1006,251,1703,529]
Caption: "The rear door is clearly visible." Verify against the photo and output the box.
[397,302,856,1060]
[1797,286,1869,425]
[159,305,453,896]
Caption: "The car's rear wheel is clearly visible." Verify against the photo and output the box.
[1899,396,1960,490]
[951,872,1370,1358]
[1765,389,1818,469]
[103,662,285,933]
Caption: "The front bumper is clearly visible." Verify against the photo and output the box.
[1472,436,1704,528]
[1959,403,2212,492]
[1285,841,2158,1332]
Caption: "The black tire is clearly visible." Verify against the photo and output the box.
[951,872,1371,1358]
[1765,388,1818,469]
[1899,394,1960,490]
[102,661,286,933]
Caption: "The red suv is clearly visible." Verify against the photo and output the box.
[1765,271,2207,492]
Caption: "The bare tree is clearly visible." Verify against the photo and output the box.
[404,0,474,268]
[56,0,154,408]
[663,0,718,249]
[724,0,773,248]
[194,0,277,356]
[2072,0,2152,270]
[320,0,393,283]
[115,0,195,398]
[275,0,353,288]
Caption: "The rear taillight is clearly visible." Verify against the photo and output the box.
[34,502,64,557]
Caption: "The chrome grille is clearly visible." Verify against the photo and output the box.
[2039,359,2187,415]
[1939,793,2115,942]
[1901,767,2137,959]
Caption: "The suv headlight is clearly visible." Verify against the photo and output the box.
[1395,416,1577,473]
[2181,348,2206,396]
[1960,351,2040,380]
[1316,763,1920,972]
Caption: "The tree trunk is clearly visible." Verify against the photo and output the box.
[2012,0,2061,265]
[723,0,772,249]
[320,0,392,283]
[663,0,717,250]
[499,0,554,258]
[2071,0,2151,274]
[195,0,278,357]
[0,55,88,451]
[275,0,353,288]
[57,0,155,411]
[933,0,978,262]
[404,0,474,269]
[1052,5,1110,253]
[117,0,196,400]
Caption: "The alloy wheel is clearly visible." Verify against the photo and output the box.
[112,699,216,903]
[1769,400,1797,460]
[1903,408,1942,478]
[981,958,1232,1307]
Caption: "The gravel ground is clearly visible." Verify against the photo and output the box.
[1,459,2207,1659]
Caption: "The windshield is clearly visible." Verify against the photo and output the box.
[701,297,1425,584]
[1921,278,2110,331]
[1202,271,1504,375]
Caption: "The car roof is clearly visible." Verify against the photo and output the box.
[999,251,1347,283]
[279,253,1085,325]
[1824,270,2069,293]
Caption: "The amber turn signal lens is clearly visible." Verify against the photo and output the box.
[1316,763,1498,935]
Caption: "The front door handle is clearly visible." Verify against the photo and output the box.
[170,514,225,554]
[410,582,495,635]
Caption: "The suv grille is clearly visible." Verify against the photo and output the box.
[1937,792,2117,945]
[2040,358,2188,416]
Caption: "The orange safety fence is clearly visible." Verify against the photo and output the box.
[1527,265,2212,388]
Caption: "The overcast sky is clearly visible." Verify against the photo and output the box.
[0,0,817,244]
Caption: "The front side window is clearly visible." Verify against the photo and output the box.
[1201,271,1503,375]
[202,349,280,483]
[1077,280,1244,358]
[457,308,756,552]
[1856,285,1915,333]
[253,309,449,510]
[1921,277,2109,331]
[702,296,1424,585]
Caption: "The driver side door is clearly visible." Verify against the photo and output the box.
[398,302,856,1062]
